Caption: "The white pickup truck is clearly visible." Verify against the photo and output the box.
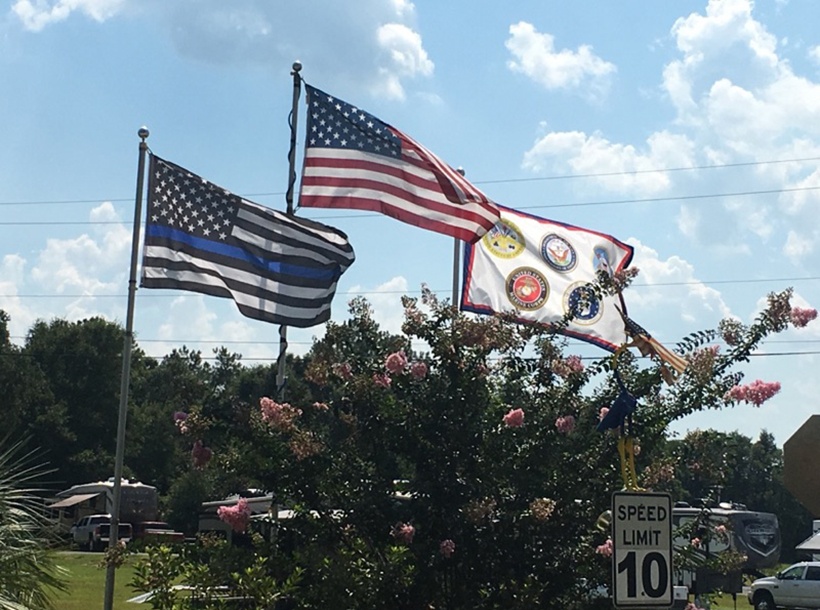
[70,514,132,551]
[748,561,820,610]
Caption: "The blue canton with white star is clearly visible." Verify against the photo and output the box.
[149,159,238,242]
[306,85,401,158]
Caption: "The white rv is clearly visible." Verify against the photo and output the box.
[49,478,159,533]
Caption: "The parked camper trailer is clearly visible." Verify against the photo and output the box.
[672,502,781,594]
[49,478,159,534]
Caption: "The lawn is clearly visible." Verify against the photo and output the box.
[47,550,755,610]
[50,551,138,610]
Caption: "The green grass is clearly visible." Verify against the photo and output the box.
[50,551,138,610]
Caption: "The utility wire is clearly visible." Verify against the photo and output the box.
[0,154,818,208]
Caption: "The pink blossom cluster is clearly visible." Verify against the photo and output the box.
[173,411,190,435]
[552,355,584,378]
[391,522,415,544]
[555,415,576,434]
[217,498,252,533]
[725,380,781,406]
[503,408,524,428]
[191,440,213,469]
[373,373,392,388]
[718,318,744,346]
[688,345,719,381]
[385,350,408,374]
[529,498,557,522]
[259,397,302,431]
[332,362,353,380]
[439,539,456,558]
[595,538,613,557]
[410,360,428,380]
[598,407,610,422]
[791,306,818,328]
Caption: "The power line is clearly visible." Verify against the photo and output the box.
[2,274,817,300]
[2,183,819,225]
[1,155,818,209]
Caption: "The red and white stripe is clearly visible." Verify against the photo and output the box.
[300,136,499,244]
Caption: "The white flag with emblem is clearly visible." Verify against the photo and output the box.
[460,206,634,352]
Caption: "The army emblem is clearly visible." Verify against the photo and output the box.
[483,219,525,258]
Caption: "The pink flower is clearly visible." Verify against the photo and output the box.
[332,362,353,380]
[726,380,781,407]
[791,307,818,328]
[554,355,585,377]
[410,361,428,380]
[391,522,415,544]
[440,539,456,558]
[312,401,329,410]
[690,537,701,548]
[259,397,301,431]
[217,498,252,533]
[503,408,524,428]
[191,440,212,469]
[595,538,613,557]
[598,407,610,422]
[373,373,392,388]
[385,350,408,374]
[555,415,576,434]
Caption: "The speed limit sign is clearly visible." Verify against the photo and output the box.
[612,492,673,608]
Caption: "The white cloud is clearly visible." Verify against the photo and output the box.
[783,230,814,264]
[505,21,616,99]
[809,45,820,65]
[522,129,694,196]
[0,254,34,343]
[344,275,409,337]
[625,238,732,328]
[12,0,125,31]
[372,22,434,100]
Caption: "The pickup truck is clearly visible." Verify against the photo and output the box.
[748,561,820,610]
[70,514,133,551]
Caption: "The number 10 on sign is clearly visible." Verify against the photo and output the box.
[612,492,673,608]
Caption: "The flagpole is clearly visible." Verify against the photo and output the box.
[276,61,303,398]
[451,167,466,307]
[103,126,149,610]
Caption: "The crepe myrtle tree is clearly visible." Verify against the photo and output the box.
[133,286,815,610]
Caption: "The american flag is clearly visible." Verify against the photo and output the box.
[141,155,355,328]
[298,84,500,243]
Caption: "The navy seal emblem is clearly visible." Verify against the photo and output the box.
[541,234,577,272]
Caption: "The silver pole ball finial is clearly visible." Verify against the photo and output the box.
[292,61,302,72]
[138,127,149,140]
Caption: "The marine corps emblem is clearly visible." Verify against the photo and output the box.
[506,267,549,310]
[541,234,577,272]
[482,219,526,258]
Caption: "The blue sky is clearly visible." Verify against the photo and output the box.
[1,0,819,446]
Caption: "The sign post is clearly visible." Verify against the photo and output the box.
[612,491,674,608]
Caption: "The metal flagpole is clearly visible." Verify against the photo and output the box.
[276,61,303,398]
[451,167,466,306]
[103,126,149,610]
